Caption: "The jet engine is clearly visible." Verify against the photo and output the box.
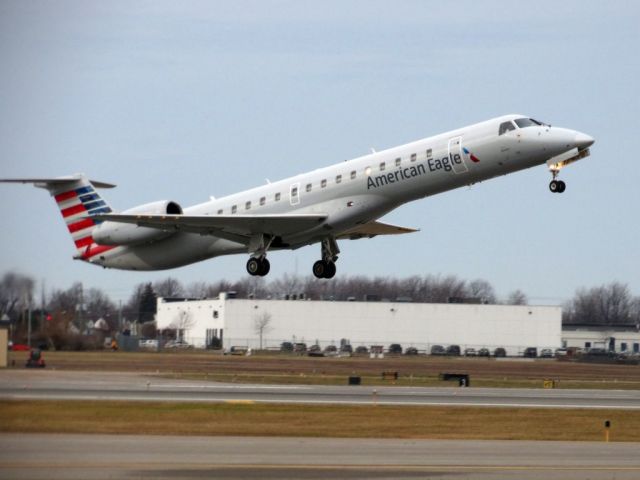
[92,200,182,246]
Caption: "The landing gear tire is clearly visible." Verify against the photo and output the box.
[549,179,566,193]
[312,260,336,279]
[247,257,270,276]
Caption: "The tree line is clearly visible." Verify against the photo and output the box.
[1,270,639,348]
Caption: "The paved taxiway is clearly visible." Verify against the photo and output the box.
[1,434,639,480]
[1,370,640,409]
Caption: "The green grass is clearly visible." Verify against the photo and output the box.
[1,400,638,442]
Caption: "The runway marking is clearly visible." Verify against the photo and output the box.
[224,399,255,405]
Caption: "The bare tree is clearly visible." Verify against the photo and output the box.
[0,271,35,319]
[565,282,633,325]
[153,277,184,298]
[506,289,528,305]
[467,279,497,304]
[253,311,272,349]
[170,310,195,342]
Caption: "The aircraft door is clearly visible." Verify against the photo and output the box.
[448,136,468,174]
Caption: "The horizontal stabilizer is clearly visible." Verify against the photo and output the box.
[93,212,328,244]
[0,175,116,189]
[338,221,419,240]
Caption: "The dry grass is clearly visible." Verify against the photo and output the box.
[1,400,638,442]
[10,350,640,389]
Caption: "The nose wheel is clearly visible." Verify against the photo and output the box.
[247,257,270,276]
[549,180,566,193]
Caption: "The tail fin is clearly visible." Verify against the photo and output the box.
[1,174,116,258]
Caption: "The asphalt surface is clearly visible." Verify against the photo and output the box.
[1,433,639,480]
[1,370,640,409]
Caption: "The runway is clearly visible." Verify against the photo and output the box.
[1,370,640,409]
[1,433,639,479]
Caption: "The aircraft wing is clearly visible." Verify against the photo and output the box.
[337,221,419,239]
[93,213,328,243]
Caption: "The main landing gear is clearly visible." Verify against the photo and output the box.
[313,237,339,279]
[246,256,270,276]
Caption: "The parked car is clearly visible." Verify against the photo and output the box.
[308,344,323,357]
[404,347,418,355]
[164,340,192,349]
[554,348,568,357]
[340,344,353,354]
[523,347,538,358]
[354,346,369,354]
[324,345,337,353]
[280,342,294,352]
[139,339,158,349]
[293,342,307,353]
[540,348,554,358]
[464,348,477,357]
[388,344,403,354]
[477,348,490,357]
[493,347,507,358]
[446,345,461,356]
[430,345,446,355]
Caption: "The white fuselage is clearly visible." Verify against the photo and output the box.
[91,114,592,270]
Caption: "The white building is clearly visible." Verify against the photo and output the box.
[562,325,640,353]
[156,294,562,355]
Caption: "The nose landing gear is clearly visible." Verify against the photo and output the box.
[549,179,566,193]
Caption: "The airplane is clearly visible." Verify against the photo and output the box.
[1,114,594,279]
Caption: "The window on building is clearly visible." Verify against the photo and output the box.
[336,174,342,184]
[634,343,639,353]
[426,148,432,158]
[621,342,628,352]
[350,170,356,179]
[231,205,237,214]
[585,342,591,348]
[306,183,312,192]
[245,201,251,210]
[379,162,385,171]
[410,153,417,162]
[275,192,281,201]
[259,197,266,206]
[321,179,327,188]
[395,157,401,167]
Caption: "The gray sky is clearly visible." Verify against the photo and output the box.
[1,0,638,304]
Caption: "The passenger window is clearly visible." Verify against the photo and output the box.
[259,197,265,206]
[231,205,237,214]
[410,153,417,162]
[426,149,432,158]
[275,193,281,201]
[321,179,327,188]
[336,174,342,184]
[217,209,223,215]
[245,201,251,210]
[395,157,401,167]
[350,170,356,180]
[379,162,385,171]
[291,187,298,196]
[499,121,516,135]
[306,183,312,192]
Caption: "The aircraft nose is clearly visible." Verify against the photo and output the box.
[574,132,595,149]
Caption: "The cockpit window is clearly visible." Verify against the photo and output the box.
[499,121,516,135]
[514,118,543,128]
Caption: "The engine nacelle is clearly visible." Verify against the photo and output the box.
[93,200,182,246]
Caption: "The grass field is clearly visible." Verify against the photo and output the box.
[9,350,640,389]
[1,400,637,442]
